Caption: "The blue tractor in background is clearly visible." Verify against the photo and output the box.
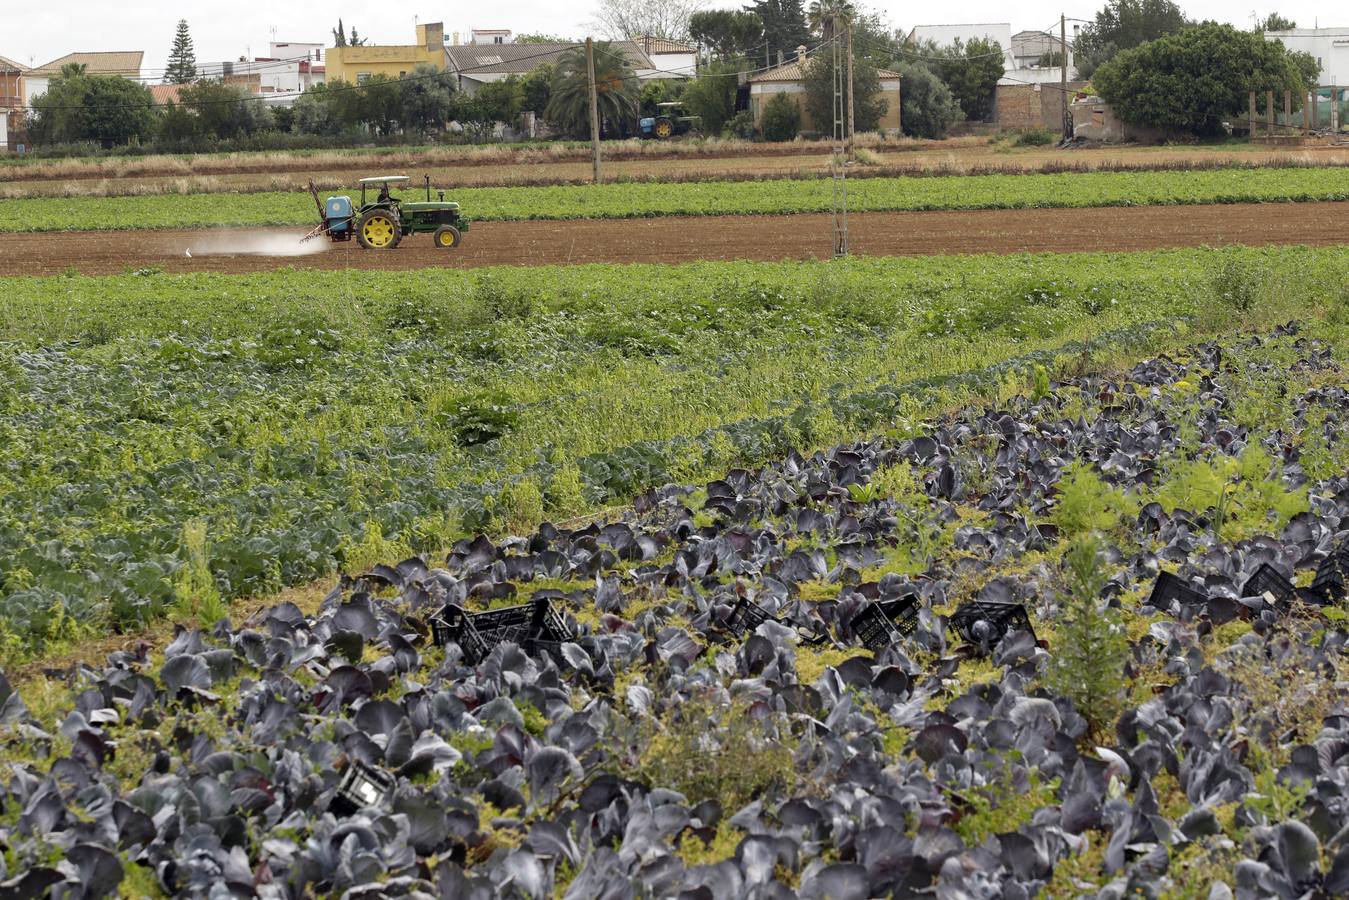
[639,102,700,140]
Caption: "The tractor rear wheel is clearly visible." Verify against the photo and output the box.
[356,209,401,250]
[653,118,674,139]
[433,225,462,249]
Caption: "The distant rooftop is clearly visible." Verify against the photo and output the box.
[27,51,145,77]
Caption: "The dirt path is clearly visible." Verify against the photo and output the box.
[4,202,1347,276]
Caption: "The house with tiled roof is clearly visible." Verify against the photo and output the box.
[633,36,697,77]
[747,46,902,136]
[446,40,658,95]
[0,54,23,150]
[22,51,145,106]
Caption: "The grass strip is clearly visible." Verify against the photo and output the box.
[7,166,1349,232]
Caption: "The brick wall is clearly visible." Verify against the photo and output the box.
[995,82,1087,130]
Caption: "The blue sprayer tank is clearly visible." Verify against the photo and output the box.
[326,196,353,235]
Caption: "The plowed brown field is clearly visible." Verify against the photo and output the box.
[4,202,1347,276]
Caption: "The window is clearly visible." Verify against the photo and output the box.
[399,71,406,77]
[356,72,371,84]
[494,36,503,44]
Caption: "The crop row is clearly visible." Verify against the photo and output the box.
[1,246,1346,654]
[8,166,1349,232]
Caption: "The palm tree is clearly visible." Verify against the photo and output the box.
[808,1,856,39]
[545,42,639,138]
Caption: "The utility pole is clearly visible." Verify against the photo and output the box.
[586,37,602,184]
[1060,14,1071,141]
[846,22,855,144]
[830,15,849,257]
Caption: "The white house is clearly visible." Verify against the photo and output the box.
[633,36,697,78]
[23,51,145,106]
[199,42,325,96]
[446,41,657,95]
[470,29,514,46]
[1265,28,1349,85]
[908,23,1015,69]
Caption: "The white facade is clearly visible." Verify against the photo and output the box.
[909,23,1015,69]
[471,29,513,45]
[22,75,49,107]
[200,43,326,95]
[646,50,696,77]
[1265,29,1349,85]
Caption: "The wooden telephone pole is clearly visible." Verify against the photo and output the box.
[586,37,602,183]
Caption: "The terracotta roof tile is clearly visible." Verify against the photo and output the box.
[27,51,144,77]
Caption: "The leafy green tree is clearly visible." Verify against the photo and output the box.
[29,66,157,147]
[180,80,270,140]
[360,74,401,136]
[333,20,348,48]
[292,83,339,134]
[746,0,811,65]
[1094,23,1313,136]
[1043,535,1129,738]
[545,42,640,137]
[893,61,962,138]
[681,60,740,134]
[1073,0,1191,79]
[165,20,197,84]
[760,91,801,140]
[81,77,158,147]
[157,99,198,142]
[921,38,1005,122]
[520,65,554,115]
[803,50,887,133]
[398,64,456,133]
[689,10,764,59]
[1257,12,1297,31]
[476,77,526,128]
[639,78,687,115]
[515,33,573,43]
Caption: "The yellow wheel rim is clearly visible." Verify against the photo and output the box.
[439,231,454,247]
[655,121,672,138]
[362,216,395,247]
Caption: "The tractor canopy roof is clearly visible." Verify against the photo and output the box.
[358,176,410,185]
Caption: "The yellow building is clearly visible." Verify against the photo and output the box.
[325,22,447,84]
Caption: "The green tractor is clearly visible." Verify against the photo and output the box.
[304,175,470,250]
[639,102,700,140]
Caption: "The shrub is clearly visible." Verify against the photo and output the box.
[172,519,229,625]
[1043,536,1129,738]
[760,93,801,142]
[1052,464,1133,536]
[634,696,796,808]
[1210,253,1261,312]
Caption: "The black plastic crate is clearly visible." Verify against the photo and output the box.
[1240,563,1295,605]
[333,762,395,815]
[431,598,572,664]
[727,597,830,646]
[949,600,1036,647]
[854,596,920,653]
[1312,550,1349,604]
[727,597,778,637]
[1146,571,1209,610]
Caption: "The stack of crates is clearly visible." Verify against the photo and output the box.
[431,597,572,665]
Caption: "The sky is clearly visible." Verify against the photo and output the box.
[7,1,1341,75]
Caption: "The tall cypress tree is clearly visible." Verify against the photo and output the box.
[333,20,348,48]
[165,20,197,84]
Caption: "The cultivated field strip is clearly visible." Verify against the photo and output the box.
[2,247,1346,652]
[9,167,1349,233]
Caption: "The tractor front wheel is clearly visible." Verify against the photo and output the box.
[433,225,462,249]
[356,210,402,250]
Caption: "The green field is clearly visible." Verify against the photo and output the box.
[1,246,1345,653]
[9,166,1349,232]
